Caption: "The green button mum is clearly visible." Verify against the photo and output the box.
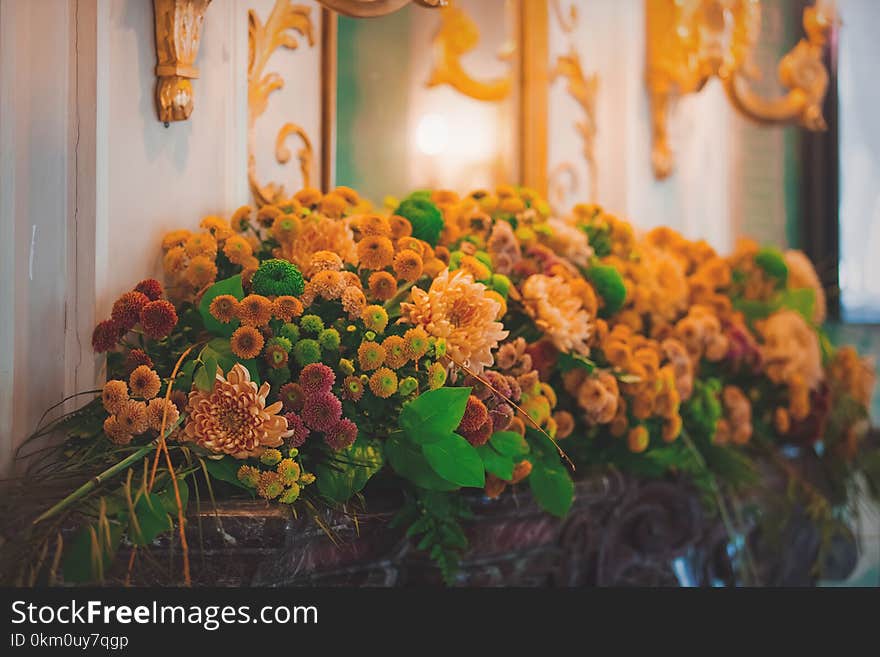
[251,259,305,297]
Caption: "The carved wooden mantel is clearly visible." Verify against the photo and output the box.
[153,0,212,124]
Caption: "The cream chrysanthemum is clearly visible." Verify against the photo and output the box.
[183,363,292,458]
[757,309,823,390]
[544,218,594,267]
[400,269,508,373]
[521,274,592,355]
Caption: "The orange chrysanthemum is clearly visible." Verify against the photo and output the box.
[389,215,412,239]
[357,235,395,270]
[357,214,392,237]
[129,366,161,400]
[367,271,397,301]
[183,363,291,458]
[294,187,323,207]
[116,400,149,435]
[273,295,303,322]
[393,249,423,282]
[209,294,240,324]
[382,335,408,369]
[319,192,348,217]
[230,325,265,359]
[102,380,129,414]
[237,294,273,327]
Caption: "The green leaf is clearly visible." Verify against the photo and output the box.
[778,287,816,323]
[130,492,173,546]
[199,274,244,337]
[62,521,124,583]
[399,387,472,444]
[585,264,627,314]
[476,444,514,480]
[489,431,530,458]
[203,456,252,491]
[529,461,574,517]
[557,352,596,373]
[386,434,459,491]
[422,433,485,488]
[156,480,190,516]
[755,247,788,283]
[175,359,197,391]
[193,357,217,392]
[315,439,384,503]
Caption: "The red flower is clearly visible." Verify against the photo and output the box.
[91,319,124,353]
[134,278,164,301]
[461,419,492,447]
[140,300,177,340]
[124,349,154,374]
[111,291,150,331]
[457,395,489,434]
[324,418,358,451]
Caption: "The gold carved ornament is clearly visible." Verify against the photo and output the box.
[248,1,316,207]
[646,0,835,180]
[551,50,599,203]
[426,0,514,102]
[547,1,599,206]
[316,0,445,18]
[153,0,212,123]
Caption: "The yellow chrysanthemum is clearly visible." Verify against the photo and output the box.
[184,232,218,258]
[163,246,188,279]
[223,235,253,265]
[184,255,218,289]
[368,367,398,398]
[230,205,253,232]
[162,229,192,250]
[200,215,233,241]
[272,213,302,245]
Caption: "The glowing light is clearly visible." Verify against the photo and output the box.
[415,113,449,155]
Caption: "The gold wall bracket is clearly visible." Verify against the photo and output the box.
[153,0,212,124]
[646,0,835,180]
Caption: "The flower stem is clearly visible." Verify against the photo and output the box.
[32,417,183,526]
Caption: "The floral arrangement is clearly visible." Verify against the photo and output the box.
[3,184,878,585]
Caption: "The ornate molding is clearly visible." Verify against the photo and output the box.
[646,0,835,180]
[248,1,316,207]
[551,48,599,203]
[316,0,445,18]
[427,0,514,102]
[153,0,212,124]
